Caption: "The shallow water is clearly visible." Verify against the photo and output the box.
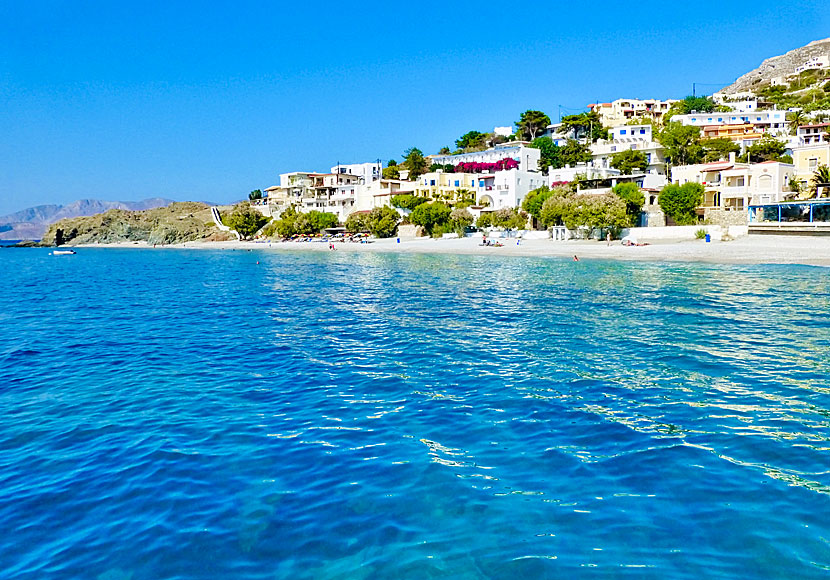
[1,248,829,579]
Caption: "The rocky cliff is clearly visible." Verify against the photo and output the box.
[40,202,233,246]
[0,198,175,240]
[721,38,830,94]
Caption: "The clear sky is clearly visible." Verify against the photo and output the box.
[1,1,828,215]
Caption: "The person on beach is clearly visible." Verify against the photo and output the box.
[606,232,611,246]
[573,255,579,261]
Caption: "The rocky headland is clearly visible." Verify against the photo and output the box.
[40,202,234,246]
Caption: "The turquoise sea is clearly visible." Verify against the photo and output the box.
[1,248,829,579]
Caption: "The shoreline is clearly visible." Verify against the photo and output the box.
[71,235,830,267]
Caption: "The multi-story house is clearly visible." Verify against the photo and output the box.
[473,169,547,210]
[796,123,830,146]
[670,155,794,210]
[353,179,416,213]
[671,110,789,143]
[590,124,667,178]
[430,143,541,173]
[413,171,479,205]
[588,98,677,127]
[330,162,382,184]
[792,143,830,189]
[264,171,362,221]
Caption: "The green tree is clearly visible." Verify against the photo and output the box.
[489,207,528,229]
[515,110,551,141]
[410,201,451,235]
[658,183,704,225]
[560,110,608,142]
[382,165,400,179]
[530,136,562,171]
[438,146,451,155]
[476,212,492,228]
[248,189,263,201]
[345,212,370,233]
[610,149,649,174]
[787,110,807,135]
[403,147,428,179]
[739,135,790,163]
[522,186,555,221]
[391,194,429,210]
[306,210,339,232]
[455,131,488,151]
[449,207,474,235]
[366,206,400,237]
[560,139,593,167]
[657,122,703,166]
[612,182,645,225]
[810,164,830,198]
[666,96,716,120]
[226,202,270,239]
[539,187,577,227]
[702,138,740,162]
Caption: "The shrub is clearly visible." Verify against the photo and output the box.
[658,183,704,226]
[695,228,706,239]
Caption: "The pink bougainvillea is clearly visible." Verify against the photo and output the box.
[454,157,519,173]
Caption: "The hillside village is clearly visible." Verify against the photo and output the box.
[246,40,830,240]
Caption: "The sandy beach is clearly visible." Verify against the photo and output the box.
[76,234,830,267]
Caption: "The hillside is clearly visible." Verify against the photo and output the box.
[40,202,233,246]
[0,198,175,240]
[722,38,830,94]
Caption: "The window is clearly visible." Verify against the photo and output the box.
[430,180,436,186]
[630,145,637,150]
[640,129,646,134]
[454,180,460,187]
[718,118,723,122]
[620,129,627,135]
[809,158,818,168]
[611,146,617,152]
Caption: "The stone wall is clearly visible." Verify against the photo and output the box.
[397,224,423,238]
[703,208,748,227]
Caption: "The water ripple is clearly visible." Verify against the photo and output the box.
[1,249,829,579]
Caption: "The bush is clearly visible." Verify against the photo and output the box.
[345,212,370,233]
[612,182,645,225]
[695,228,706,239]
[658,183,704,225]
[410,201,451,235]
[366,206,400,238]
[391,194,429,210]
[449,208,474,235]
[225,202,270,239]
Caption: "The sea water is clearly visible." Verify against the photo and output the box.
[1,248,828,579]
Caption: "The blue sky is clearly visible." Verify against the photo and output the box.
[1,1,828,215]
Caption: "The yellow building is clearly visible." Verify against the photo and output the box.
[413,171,478,204]
[701,123,762,142]
[792,144,830,189]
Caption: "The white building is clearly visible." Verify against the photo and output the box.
[795,55,829,74]
[590,124,667,178]
[353,179,416,213]
[670,156,794,210]
[671,110,788,138]
[473,169,546,210]
[588,98,678,127]
[430,143,542,173]
[796,123,830,146]
[330,162,382,184]
[264,171,362,221]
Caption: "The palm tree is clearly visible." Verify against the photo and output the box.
[787,110,807,136]
[810,164,830,198]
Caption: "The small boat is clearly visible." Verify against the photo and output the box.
[52,249,76,255]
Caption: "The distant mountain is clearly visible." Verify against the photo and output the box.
[0,198,175,240]
[721,38,830,94]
